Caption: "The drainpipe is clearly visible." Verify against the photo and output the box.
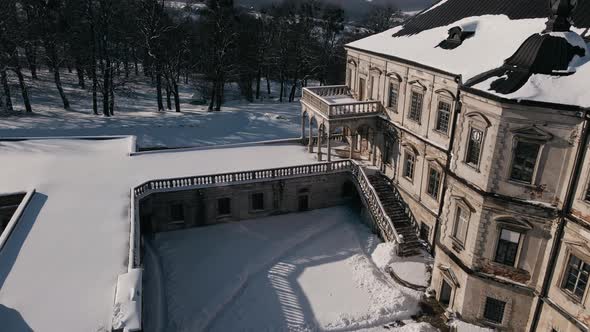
[432,76,463,257]
[529,108,590,332]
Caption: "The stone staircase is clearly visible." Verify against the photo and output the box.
[367,173,422,256]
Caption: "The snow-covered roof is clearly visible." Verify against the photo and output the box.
[0,138,319,331]
[346,0,590,108]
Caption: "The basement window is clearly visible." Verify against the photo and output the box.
[483,297,506,324]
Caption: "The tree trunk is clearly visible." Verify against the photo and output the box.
[0,70,13,112]
[255,67,261,100]
[25,44,37,80]
[76,63,85,89]
[165,83,172,110]
[289,80,297,103]
[208,81,216,111]
[124,48,130,78]
[215,81,223,111]
[155,64,164,112]
[102,58,110,117]
[53,66,70,109]
[133,48,139,76]
[279,75,284,103]
[14,67,32,113]
[266,71,271,95]
[173,81,180,112]
[92,66,98,115]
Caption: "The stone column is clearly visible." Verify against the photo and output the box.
[301,115,306,143]
[327,125,332,162]
[308,118,313,153]
[317,125,323,161]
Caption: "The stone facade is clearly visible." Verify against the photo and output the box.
[332,43,590,330]
[139,173,357,233]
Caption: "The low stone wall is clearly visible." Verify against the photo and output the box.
[139,173,359,233]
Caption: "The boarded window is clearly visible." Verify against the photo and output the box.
[510,141,540,183]
[562,255,589,301]
[427,167,441,199]
[494,229,521,266]
[436,101,451,133]
[217,197,231,216]
[452,206,469,244]
[251,193,264,211]
[466,128,483,166]
[408,91,424,122]
[483,297,506,324]
[403,152,415,180]
[388,82,399,109]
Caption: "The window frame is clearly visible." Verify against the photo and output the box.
[435,98,452,135]
[508,138,543,185]
[493,228,523,267]
[483,297,506,324]
[451,204,470,246]
[403,151,416,182]
[465,125,485,169]
[560,253,590,303]
[388,80,400,110]
[217,197,232,217]
[251,192,265,211]
[426,166,442,200]
[408,90,424,124]
[584,175,590,202]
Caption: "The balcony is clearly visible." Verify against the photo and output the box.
[301,85,383,119]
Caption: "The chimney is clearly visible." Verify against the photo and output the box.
[544,0,578,32]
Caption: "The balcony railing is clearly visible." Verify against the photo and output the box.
[302,85,383,119]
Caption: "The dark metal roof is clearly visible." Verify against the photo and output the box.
[395,0,590,36]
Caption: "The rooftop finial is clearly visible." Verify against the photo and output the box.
[545,0,578,32]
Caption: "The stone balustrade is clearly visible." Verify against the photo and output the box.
[302,86,383,119]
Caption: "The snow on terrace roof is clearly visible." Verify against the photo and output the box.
[0,138,318,331]
[346,0,590,108]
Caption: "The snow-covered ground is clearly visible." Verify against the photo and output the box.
[144,206,434,332]
[372,243,433,288]
[0,71,302,148]
[0,138,321,332]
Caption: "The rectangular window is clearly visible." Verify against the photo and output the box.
[466,128,483,167]
[562,255,589,301]
[483,297,506,324]
[170,203,184,222]
[408,91,424,123]
[452,206,469,244]
[494,229,521,266]
[359,78,366,101]
[586,181,590,202]
[251,193,264,211]
[403,152,415,180]
[217,197,231,216]
[510,141,541,183]
[436,101,451,133]
[369,76,375,100]
[427,167,441,199]
[388,82,399,109]
[420,223,431,242]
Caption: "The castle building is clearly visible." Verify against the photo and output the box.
[302,0,590,330]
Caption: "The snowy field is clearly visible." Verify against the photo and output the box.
[0,70,302,148]
[144,206,435,332]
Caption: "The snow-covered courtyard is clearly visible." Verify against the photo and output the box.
[143,206,434,332]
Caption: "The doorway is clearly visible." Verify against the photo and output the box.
[298,195,309,211]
